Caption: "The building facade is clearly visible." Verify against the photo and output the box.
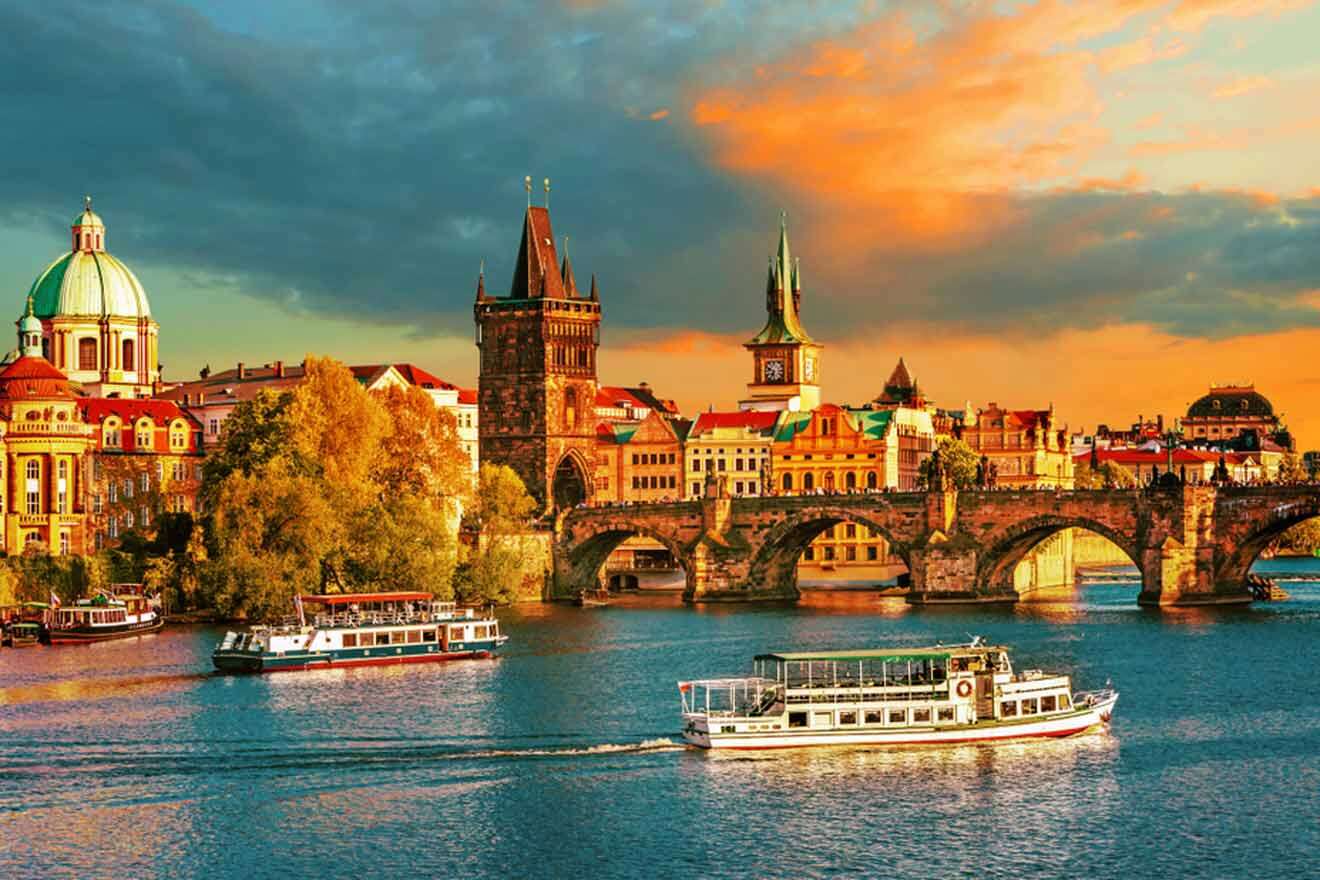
[740,217,822,413]
[1181,384,1293,450]
[959,403,1074,489]
[475,205,600,511]
[682,411,778,499]
[593,409,683,503]
[22,199,160,397]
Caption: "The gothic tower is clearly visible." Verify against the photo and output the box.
[740,214,822,412]
[475,204,600,512]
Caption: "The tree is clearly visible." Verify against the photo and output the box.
[472,464,538,533]
[200,388,295,510]
[372,383,470,504]
[1278,452,1307,483]
[284,355,389,489]
[1074,459,1138,489]
[1276,518,1320,554]
[455,465,540,604]
[918,437,980,490]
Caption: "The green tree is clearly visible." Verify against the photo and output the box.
[918,437,980,490]
[200,388,295,510]
[472,464,538,533]
[455,465,540,604]
[1074,459,1138,489]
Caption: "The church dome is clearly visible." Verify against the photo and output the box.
[26,199,152,321]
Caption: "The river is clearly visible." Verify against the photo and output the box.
[4,560,1320,879]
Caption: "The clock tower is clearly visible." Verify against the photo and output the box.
[739,215,821,412]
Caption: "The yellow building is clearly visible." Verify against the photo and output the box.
[959,403,1074,489]
[0,308,94,555]
[682,411,778,499]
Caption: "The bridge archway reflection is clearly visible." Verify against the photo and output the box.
[978,517,1143,599]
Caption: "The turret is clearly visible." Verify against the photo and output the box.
[19,294,42,358]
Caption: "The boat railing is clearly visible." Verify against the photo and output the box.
[679,677,780,718]
[783,681,950,704]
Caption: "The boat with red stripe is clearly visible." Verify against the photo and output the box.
[678,637,1117,750]
[212,592,508,674]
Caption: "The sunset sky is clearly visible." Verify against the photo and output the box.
[2,1,1319,443]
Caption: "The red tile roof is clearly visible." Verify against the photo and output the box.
[0,356,76,400]
[79,398,198,427]
[689,410,779,436]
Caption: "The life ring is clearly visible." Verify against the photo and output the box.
[956,680,974,698]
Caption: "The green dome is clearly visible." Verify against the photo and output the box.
[27,248,152,321]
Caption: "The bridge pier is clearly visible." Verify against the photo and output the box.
[905,542,1017,605]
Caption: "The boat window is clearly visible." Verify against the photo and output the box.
[343,633,357,647]
[788,712,807,728]
[1041,695,1057,712]
[1021,698,1038,716]
[864,709,884,725]
[838,711,857,725]
[937,707,955,723]
[1001,700,1018,717]
[1058,694,1070,710]
[913,708,931,723]
[888,709,906,725]
[422,629,436,642]
[375,632,391,646]
[812,712,832,727]
[406,629,421,644]
[390,631,407,644]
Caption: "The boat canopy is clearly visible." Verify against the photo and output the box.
[755,646,1001,664]
[298,592,435,606]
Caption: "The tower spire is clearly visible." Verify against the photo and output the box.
[475,258,487,302]
[561,235,578,297]
[589,273,599,302]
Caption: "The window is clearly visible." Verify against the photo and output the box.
[867,546,878,561]
[867,472,878,490]
[888,709,906,724]
[406,629,422,644]
[103,420,121,448]
[803,546,814,561]
[343,633,358,648]
[141,506,150,527]
[823,546,835,561]
[845,472,857,490]
[1041,695,1057,712]
[136,420,153,449]
[782,473,793,491]
[864,710,884,724]
[845,524,856,538]
[376,632,391,646]
[25,459,40,515]
[913,708,932,723]
[122,338,135,370]
[109,483,117,503]
[108,516,119,538]
[1020,698,1038,716]
[95,533,105,550]
[56,460,68,514]
[124,510,135,529]
[838,711,857,725]
[59,532,70,556]
[94,494,103,514]
[140,472,150,493]
[845,546,856,561]
[937,707,955,723]
[123,478,133,499]
[1058,694,1071,710]
[208,419,219,436]
[1001,700,1017,717]
[803,473,815,491]
[78,338,97,371]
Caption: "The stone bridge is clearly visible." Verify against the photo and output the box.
[553,485,1320,606]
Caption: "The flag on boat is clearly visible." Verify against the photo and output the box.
[678,683,691,692]
[49,591,61,609]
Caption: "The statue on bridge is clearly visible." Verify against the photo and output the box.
[928,447,945,491]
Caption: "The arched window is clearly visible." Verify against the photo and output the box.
[845,472,857,490]
[135,419,154,450]
[169,420,188,451]
[122,338,135,371]
[824,472,835,491]
[781,472,793,492]
[866,471,878,490]
[25,459,40,515]
[803,472,815,491]
[56,460,68,514]
[78,338,97,371]
[565,387,577,431]
[103,418,121,448]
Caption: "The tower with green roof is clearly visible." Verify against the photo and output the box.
[740,214,822,413]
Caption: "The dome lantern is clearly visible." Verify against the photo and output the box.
[18,294,42,358]
[72,194,105,253]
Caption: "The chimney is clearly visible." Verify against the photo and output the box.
[274,360,285,378]
[237,362,246,380]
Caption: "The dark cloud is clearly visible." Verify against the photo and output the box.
[1,1,1318,346]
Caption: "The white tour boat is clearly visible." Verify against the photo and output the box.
[212,591,508,674]
[48,586,163,644]
[678,638,1117,750]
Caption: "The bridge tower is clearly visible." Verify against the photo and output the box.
[739,214,822,413]
[475,200,600,512]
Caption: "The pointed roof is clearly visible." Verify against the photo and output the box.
[589,273,599,302]
[475,261,487,301]
[0,355,77,400]
[748,213,813,346]
[886,357,913,390]
[509,207,565,299]
[560,238,579,297]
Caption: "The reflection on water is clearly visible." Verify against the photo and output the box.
[3,563,1320,879]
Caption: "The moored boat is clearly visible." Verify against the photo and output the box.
[212,591,509,674]
[48,587,163,644]
[678,638,1117,750]
[3,621,42,647]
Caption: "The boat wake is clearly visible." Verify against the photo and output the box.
[463,737,686,759]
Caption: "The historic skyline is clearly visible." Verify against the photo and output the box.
[2,1,1319,441]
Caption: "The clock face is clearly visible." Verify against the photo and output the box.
[763,358,785,383]
[803,357,816,381]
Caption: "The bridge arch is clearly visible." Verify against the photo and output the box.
[746,505,913,598]
[977,514,1143,595]
[1215,495,1320,590]
[556,515,694,598]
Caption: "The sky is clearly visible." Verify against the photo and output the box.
[2,0,1319,443]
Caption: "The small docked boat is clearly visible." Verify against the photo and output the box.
[678,638,1117,750]
[48,587,163,644]
[212,591,509,674]
[3,621,42,647]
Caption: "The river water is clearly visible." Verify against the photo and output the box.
[4,561,1320,879]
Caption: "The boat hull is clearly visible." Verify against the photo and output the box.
[212,641,501,674]
[684,696,1117,750]
[48,617,163,644]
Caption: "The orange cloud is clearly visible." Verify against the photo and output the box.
[1212,74,1274,98]
[649,108,670,121]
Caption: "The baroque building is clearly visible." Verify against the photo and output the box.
[740,217,822,413]
[20,199,160,397]
[1180,384,1293,451]
[475,205,600,511]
